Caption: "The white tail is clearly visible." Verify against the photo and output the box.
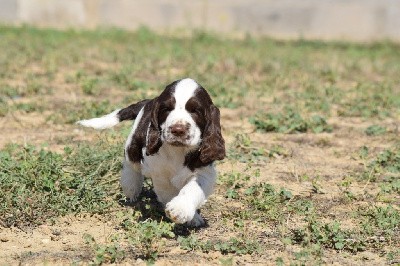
[76,109,121,130]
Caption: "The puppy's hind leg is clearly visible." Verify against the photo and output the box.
[121,160,143,202]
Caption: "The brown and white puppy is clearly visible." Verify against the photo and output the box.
[77,78,225,226]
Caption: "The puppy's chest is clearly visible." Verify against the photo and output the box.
[141,145,189,179]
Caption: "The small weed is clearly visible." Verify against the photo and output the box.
[287,199,315,215]
[359,205,400,240]
[250,108,332,134]
[214,237,261,255]
[387,249,400,265]
[358,145,369,159]
[228,134,290,164]
[374,149,400,173]
[81,77,100,95]
[244,183,292,220]
[365,125,387,136]
[14,102,43,113]
[309,115,333,133]
[310,178,326,195]
[120,212,175,262]
[178,235,213,252]
[337,176,357,202]
[83,233,125,265]
[275,257,285,266]
[379,175,400,195]
[228,134,269,163]
[218,171,251,199]
[291,244,323,264]
[364,147,400,181]
[292,219,365,252]
[268,145,291,158]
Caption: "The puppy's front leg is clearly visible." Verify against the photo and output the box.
[120,160,144,202]
[165,169,216,227]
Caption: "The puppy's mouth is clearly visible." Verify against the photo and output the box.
[165,135,191,147]
[168,140,188,147]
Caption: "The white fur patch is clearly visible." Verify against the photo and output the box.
[165,196,196,224]
[160,78,201,147]
[77,109,121,129]
[173,78,198,108]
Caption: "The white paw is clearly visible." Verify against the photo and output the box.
[122,187,140,202]
[187,212,205,227]
[120,176,142,202]
[165,197,196,224]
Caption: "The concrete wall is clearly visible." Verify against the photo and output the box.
[1,0,399,42]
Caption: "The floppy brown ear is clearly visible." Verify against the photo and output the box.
[199,104,226,164]
[146,98,162,155]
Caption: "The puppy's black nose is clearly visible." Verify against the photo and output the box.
[170,123,188,137]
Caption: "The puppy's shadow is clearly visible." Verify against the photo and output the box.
[118,183,207,236]
[119,186,163,220]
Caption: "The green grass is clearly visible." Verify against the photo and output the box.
[1,25,400,117]
[47,100,115,124]
[291,219,366,252]
[363,146,400,183]
[250,108,332,134]
[365,125,387,136]
[0,140,122,227]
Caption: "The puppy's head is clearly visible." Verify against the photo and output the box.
[147,78,225,163]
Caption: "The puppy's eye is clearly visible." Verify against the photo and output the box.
[161,107,173,113]
[189,108,201,115]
